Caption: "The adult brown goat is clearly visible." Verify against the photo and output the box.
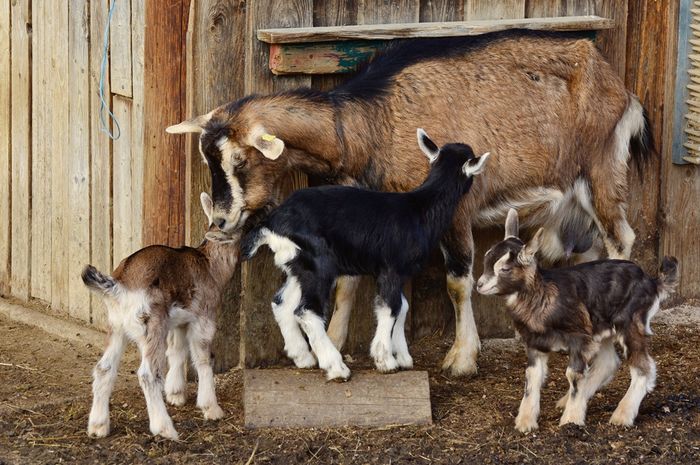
[166,31,653,377]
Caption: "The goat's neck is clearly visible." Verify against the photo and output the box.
[414,180,464,241]
[506,271,557,331]
[199,241,239,289]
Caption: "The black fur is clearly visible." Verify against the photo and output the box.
[629,107,655,176]
[81,265,117,295]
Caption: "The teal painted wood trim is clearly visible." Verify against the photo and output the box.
[672,0,691,165]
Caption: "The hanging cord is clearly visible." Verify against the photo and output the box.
[98,0,121,140]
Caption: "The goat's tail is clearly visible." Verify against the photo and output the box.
[626,96,655,173]
[240,225,265,261]
[81,265,118,296]
[657,256,679,299]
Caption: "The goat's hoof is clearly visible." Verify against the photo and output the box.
[440,353,478,377]
[374,355,400,373]
[203,404,225,421]
[325,364,351,382]
[87,421,110,438]
[166,392,186,407]
[292,352,317,369]
[556,393,569,410]
[395,353,414,370]
[152,423,179,441]
[559,412,586,427]
[609,409,635,427]
[515,417,538,434]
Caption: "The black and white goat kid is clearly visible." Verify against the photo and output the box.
[240,130,489,380]
[476,209,679,432]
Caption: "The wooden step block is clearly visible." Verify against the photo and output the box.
[243,369,432,428]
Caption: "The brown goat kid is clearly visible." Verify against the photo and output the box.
[166,31,653,376]
[476,209,678,432]
[82,193,239,440]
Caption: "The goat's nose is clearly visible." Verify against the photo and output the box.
[476,278,484,290]
[213,218,227,230]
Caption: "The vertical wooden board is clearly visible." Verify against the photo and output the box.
[130,0,144,252]
[142,0,188,248]
[240,0,312,367]
[31,2,52,303]
[89,0,113,328]
[419,0,463,22]
[0,0,11,295]
[49,1,70,312]
[188,0,247,372]
[592,0,627,77]
[109,0,132,97]
[112,96,135,268]
[525,0,565,17]
[67,0,91,321]
[10,0,31,301]
[465,0,525,20]
[311,0,357,91]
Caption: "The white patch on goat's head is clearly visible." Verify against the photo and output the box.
[208,136,247,232]
[476,251,511,295]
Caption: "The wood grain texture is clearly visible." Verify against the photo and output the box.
[420,0,463,22]
[244,369,432,428]
[142,0,188,247]
[660,0,700,298]
[0,0,11,295]
[269,40,382,74]
[465,0,525,20]
[239,0,312,367]
[10,0,31,301]
[258,15,612,43]
[109,0,132,97]
[593,0,627,78]
[112,96,136,268]
[67,0,91,321]
[130,0,144,253]
[187,0,247,372]
[89,0,113,328]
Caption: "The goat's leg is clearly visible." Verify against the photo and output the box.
[515,349,548,433]
[136,314,178,440]
[272,276,316,368]
[188,318,225,421]
[610,332,656,426]
[392,293,413,369]
[327,275,360,351]
[370,273,404,373]
[164,325,188,406]
[441,220,480,376]
[297,307,350,381]
[87,328,127,437]
[560,348,592,426]
[557,338,619,409]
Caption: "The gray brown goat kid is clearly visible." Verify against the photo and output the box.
[476,209,678,432]
[166,31,653,377]
[82,193,238,440]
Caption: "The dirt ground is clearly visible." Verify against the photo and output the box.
[0,307,698,465]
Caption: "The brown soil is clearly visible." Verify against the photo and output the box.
[0,309,698,465]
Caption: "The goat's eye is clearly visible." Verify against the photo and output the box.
[499,266,512,275]
[234,158,248,170]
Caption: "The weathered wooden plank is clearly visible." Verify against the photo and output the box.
[10,0,31,301]
[112,96,135,268]
[257,15,612,43]
[50,1,70,312]
[671,0,692,165]
[0,0,11,295]
[269,40,383,75]
[420,0,464,22]
[130,0,144,253]
[593,0,627,78]
[67,0,91,321]
[239,0,312,367]
[187,0,247,372]
[110,0,132,97]
[357,0,419,24]
[465,0,525,20]
[31,2,52,302]
[243,369,432,428]
[142,0,188,247]
[89,0,113,328]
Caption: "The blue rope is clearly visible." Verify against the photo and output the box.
[98,0,121,140]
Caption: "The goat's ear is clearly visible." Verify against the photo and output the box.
[200,192,214,225]
[518,227,543,264]
[462,152,490,177]
[166,111,213,134]
[417,128,439,163]
[505,208,519,239]
[249,125,285,160]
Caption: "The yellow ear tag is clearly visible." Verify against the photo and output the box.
[261,133,276,142]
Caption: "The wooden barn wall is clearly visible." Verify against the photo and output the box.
[182,0,689,370]
[0,0,145,328]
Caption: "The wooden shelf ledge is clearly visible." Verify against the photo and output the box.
[257,16,613,75]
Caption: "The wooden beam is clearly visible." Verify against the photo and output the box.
[244,369,432,428]
[257,15,613,43]
[142,0,189,247]
[0,0,11,296]
[269,40,383,75]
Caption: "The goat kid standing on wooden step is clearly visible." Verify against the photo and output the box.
[476,209,679,432]
[82,193,238,440]
[240,130,489,380]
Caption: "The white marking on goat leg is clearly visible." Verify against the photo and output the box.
[297,309,350,381]
[370,299,399,373]
[188,320,225,421]
[443,274,480,376]
[327,275,360,351]
[515,352,548,433]
[165,326,188,406]
[259,228,300,267]
[87,330,127,437]
[610,358,656,426]
[135,339,178,440]
[644,297,661,335]
[559,367,588,426]
[272,276,316,368]
[392,294,413,369]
